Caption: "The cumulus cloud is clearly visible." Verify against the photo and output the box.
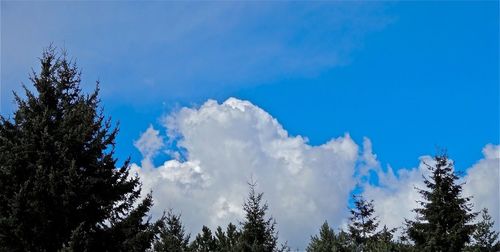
[363,144,500,236]
[131,98,499,248]
[362,156,433,235]
[131,97,359,248]
[463,144,500,230]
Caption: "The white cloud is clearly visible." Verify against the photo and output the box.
[362,156,433,236]
[463,144,500,230]
[131,98,499,248]
[133,125,164,169]
[131,97,359,249]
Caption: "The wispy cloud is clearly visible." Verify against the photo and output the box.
[1,2,392,112]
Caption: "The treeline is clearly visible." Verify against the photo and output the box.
[0,48,498,252]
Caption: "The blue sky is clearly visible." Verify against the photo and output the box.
[2,1,497,171]
[1,1,499,248]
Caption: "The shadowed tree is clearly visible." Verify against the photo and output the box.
[348,195,379,250]
[0,47,161,251]
[406,153,476,251]
[190,226,216,252]
[214,223,240,252]
[468,208,499,252]
[154,210,190,252]
[306,221,336,252]
[238,182,287,252]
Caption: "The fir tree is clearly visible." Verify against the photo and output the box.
[0,47,160,251]
[190,226,216,252]
[214,223,240,252]
[239,182,285,252]
[406,153,476,251]
[348,195,379,249]
[368,225,397,252]
[469,208,499,251]
[154,210,190,252]
[306,221,340,252]
[306,224,355,252]
[335,229,354,251]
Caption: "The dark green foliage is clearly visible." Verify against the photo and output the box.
[306,221,336,252]
[306,221,355,252]
[468,208,499,252]
[190,226,216,252]
[348,195,379,249]
[306,221,356,252]
[334,230,354,251]
[239,182,285,252]
[0,47,160,251]
[406,153,476,251]
[214,223,240,252]
[154,210,190,252]
[367,225,398,252]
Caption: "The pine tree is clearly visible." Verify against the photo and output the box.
[406,153,476,251]
[154,210,190,252]
[348,195,379,249]
[190,226,216,252]
[0,47,161,251]
[239,182,285,252]
[469,208,499,251]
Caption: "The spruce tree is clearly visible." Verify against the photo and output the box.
[406,153,476,251]
[190,226,216,252]
[0,47,160,251]
[238,182,284,252]
[369,225,397,252]
[348,195,379,249]
[214,223,240,252]
[469,208,499,251]
[154,210,190,252]
[307,223,356,252]
[306,221,336,252]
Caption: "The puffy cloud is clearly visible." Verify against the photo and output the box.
[362,156,433,235]
[131,97,359,248]
[133,125,164,169]
[363,144,500,236]
[131,98,499,247]
[463,144,500,230]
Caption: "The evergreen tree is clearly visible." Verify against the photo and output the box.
[335,229,354,251]
[406,153,476,251]
[368,225,397,252]
[348,195,379,249]
[306,221,336,252]
[239,182,285,252]
[190,226,216,252]
[214,226,228,251]
[469,208,499,251]
[0,47,160,251]
[226,223,241,250]
[154,210,190,252]
[214,223,240,252]
[306,224,355,252]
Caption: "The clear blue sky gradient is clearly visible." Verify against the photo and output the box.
[1,1,498,177]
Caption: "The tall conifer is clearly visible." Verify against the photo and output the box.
[406,153,476,251]
[0,47,160,251]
